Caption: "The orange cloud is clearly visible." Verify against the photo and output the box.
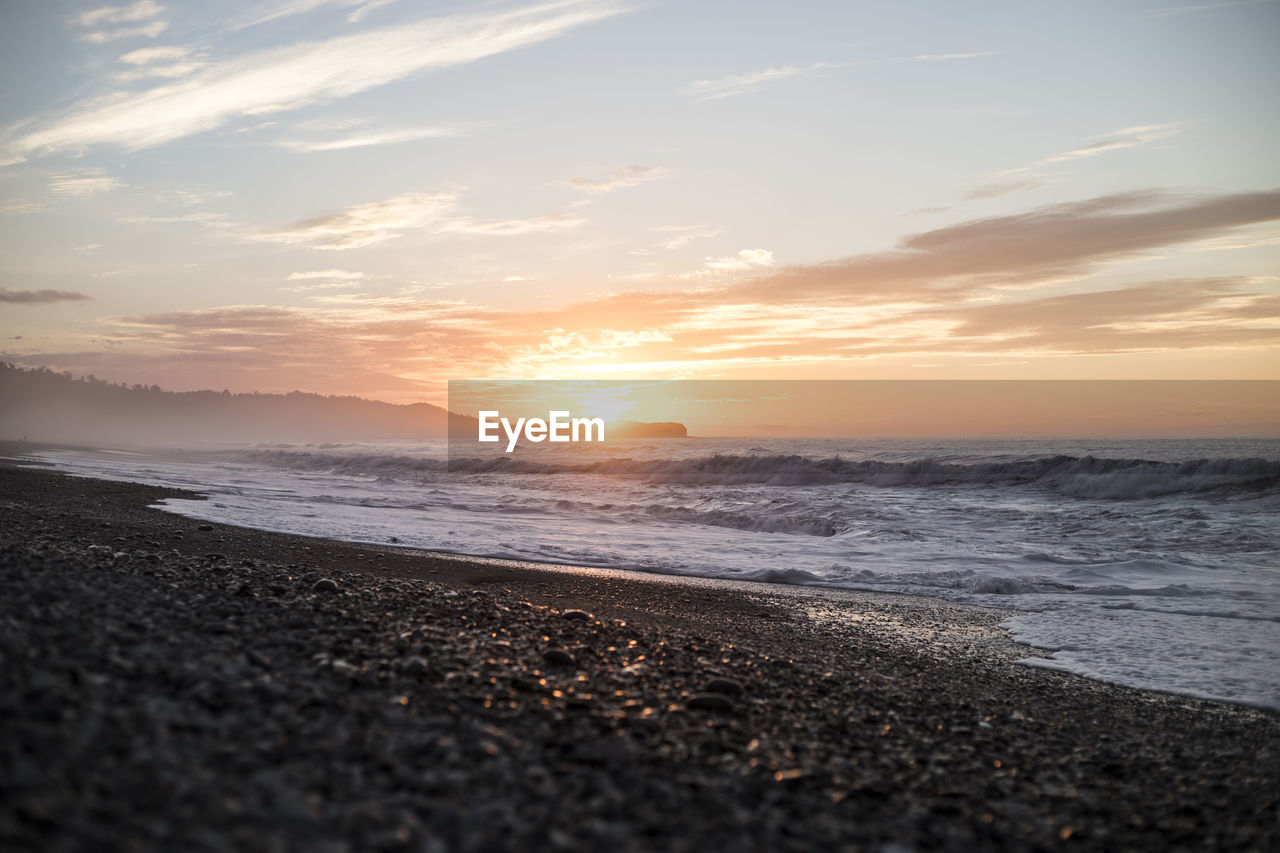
[18,189,1280,398]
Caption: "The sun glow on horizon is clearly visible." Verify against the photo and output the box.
[1,1,1277,406]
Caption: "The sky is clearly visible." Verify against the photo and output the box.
[1,0,1278,406]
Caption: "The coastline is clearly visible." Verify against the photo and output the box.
[2,448,1277,850]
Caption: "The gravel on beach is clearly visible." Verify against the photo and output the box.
[1,456,1278,852]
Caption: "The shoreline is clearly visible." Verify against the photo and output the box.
[2,449,1278,850]
[15,441,1277,712]
[2,441,1037,655]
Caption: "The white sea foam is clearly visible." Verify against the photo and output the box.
[27,436,1280,710]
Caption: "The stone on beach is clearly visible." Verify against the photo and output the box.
[704,677,745,696]
[542,648,575,667]
[686,693,736,712]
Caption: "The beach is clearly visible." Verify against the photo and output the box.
[1,450,1277,851]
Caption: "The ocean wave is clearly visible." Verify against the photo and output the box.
[608,454,1280,498]
[633,503,845,536]
[232,449,1280,499]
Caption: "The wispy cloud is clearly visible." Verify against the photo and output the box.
[0,287,92,304]
[678,248,776,280]
[704,248,775,271]
[650,224,722,249]
[78,21,167,44]
[684,51,991,101]
[288,269,367,280]
[905,51,995,62]
[961,178,1047,200]
[683,62,832,100]
[278,124,466,152]
[281,281,365,293]
[73,1,164,27]
[74,243,104,254]
[48,168,126,197]
[73,4,168,46]
[566,164,665,192]
[1186,225,1280,252]
[117,212,232,226]
[966,123,1183,202]
[257,190,583,250]
[115,61,204,82]
[0,199,43,214]
[344,0,399,23]
[145,186,232,206]
[5,1,626,165]
[441,213,584,236]
[1042,123,1181,163]
[119,45,188,64]
[241,0,404,28]
[281,270,383,294]
[115,46,206,82]
[262,192,461,250]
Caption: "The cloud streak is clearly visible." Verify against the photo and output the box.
[72,4,169,45]
[1,288,92,304]
[261,192,461,250]
[745,189,1280,303]
[441,213,584,236]
[906,51,995,62]
[961,178,1047,200]
[241,0,404,28]
[48,168,126,197]
[963,124,1184,204]
[567,165,665,192]
[77,21,168,44]
[1042,123,1181,163]
[288,269,366,280]
[684,51,991,101]
[118,45,188,64]
[277,124,466,152]
[0,199,43,214]
[73,1,165,27]
[683,63,832,100]
[703,249,774,271]
[650,224,722,250]
[5,1,625,164]
[258,190,585,249]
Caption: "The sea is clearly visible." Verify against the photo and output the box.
[27,436,1280,711]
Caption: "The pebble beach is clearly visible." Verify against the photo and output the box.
[2,450,1277,852]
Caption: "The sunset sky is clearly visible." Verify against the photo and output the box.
[2,0,1278,405]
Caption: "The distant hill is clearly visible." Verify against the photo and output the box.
[610,421,688,439]
[0,363,476,445]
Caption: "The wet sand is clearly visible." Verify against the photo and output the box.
[1,447,1277,851]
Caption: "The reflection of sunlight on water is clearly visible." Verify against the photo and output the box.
[802,602,1013,651]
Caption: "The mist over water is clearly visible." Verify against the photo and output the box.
[29,436,1280,710]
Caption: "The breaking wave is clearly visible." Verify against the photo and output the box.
[236,449,1280,500]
